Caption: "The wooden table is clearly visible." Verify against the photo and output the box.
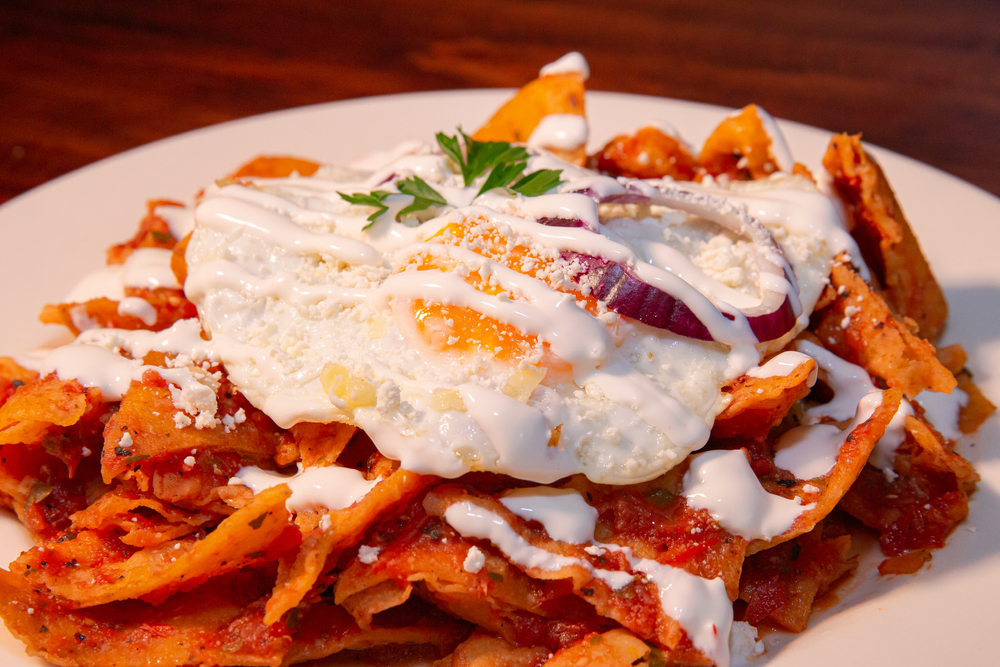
[2,0,999,203]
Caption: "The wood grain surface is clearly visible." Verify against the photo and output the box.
[2,0,999,203]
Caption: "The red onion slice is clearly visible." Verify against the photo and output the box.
[559,179,802,343]
[536,217,588,228]
[566,252,715,340]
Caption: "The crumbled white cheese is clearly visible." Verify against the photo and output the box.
[358,544,382,564]
[463,545,486,573]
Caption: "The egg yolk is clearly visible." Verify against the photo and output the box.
[395,215,605,364]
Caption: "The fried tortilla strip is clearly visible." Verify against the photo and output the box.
[18,485,295,607]
[39,287,198,336]
[568,474,748,601]
[0,376,102,448]
[839,414,978,557]
[957,371,996,434]
[698,105,786,180]
[814,261,956,397]
[712,358,817,440]
[420,486,717,661]
[747,388,902,555]
[0,357,39,410]
[0,568,294,667]
[289,421,358,469]
[542,629,651,667]
[591,126,698,181]
[823,134,947,340]
[434,632,549,667]
[171,231,192,285]
[101,372,280,486]
[739,524,855,633]
[231,156,321,179]
[284,599,470,665]
[106,199,184,265]
[473,73,585,145]
[70,489,212,548]
[336,497,606,650]
[263,469,434,625]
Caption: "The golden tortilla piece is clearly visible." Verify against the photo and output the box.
[823,133,948,341]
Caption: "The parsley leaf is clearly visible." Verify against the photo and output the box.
[395,176,447,221]
[437,129,562,196]
[338,190,391,228]
[477,160,526,196]
[510,169,563,196]
[436,132,463,171]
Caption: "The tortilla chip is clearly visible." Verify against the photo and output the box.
[434,632,549,667]
[473,73,585,145]
[39,287,198,336]
[698,105,785,180]
[0,358,39,410]
[100,373,281,487]
[839,411,976,556]
[542,629,651,667]
[739,524,855,632]
[0,567,293,667]
[955,371,997,435]
[286,598,469,666]
[823,134,947,340]
[0,376,103,449]
[713,358,817,440]
[813,260,955,397]
[747,388,902,555]
[591,126,698,181]
[17,484,296,607]
[106,199,184,265]
[289,421,358,469]
[230,156,321,179]
[263,469,435,625]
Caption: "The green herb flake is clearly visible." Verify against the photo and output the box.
[647,648,666,667]
[57,532,77,544]
[124,454,150,464]
[642,487,677,509]
[338,190,391,228]
[151,230,173,243]
[488,571,504,583]
[590,635,602,645]
[248,513,268,530]
[581,587,595,596]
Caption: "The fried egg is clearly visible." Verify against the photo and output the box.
[184,139,850,484]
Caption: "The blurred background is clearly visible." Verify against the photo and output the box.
[1,0,998,203]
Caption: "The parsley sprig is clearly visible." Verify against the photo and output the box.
[337,190,390,229]
[395,176,447,221]
[339,130,564,230]
[437,129,563,196]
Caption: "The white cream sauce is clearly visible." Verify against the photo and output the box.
[443,493,733,667]
[914,388,968,441]
[539,52,590,79]
[683,449,815,540]
[747,350,816,382]
[117,296,158,326]
[527,114,589,151]
[774,392,884,479]
[499,487,599,544]
[235,464,380,513]
[64,247,179,303]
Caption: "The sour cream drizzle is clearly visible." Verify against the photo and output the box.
[443,492,733,666]
[235,465,380,513]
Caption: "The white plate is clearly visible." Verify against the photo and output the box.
[0,91,997,667]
